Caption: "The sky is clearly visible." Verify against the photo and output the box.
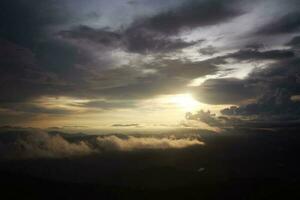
[1,0,300,131]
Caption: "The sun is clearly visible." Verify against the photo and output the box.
[170,93,199,111]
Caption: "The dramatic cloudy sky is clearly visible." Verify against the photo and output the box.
[1,0,300,130]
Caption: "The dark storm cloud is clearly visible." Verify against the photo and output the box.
[186,110,226,127]
[198,45,218,56]
[0,0,70,47]
[255,11,300,35]
[127,0,243,35]
[39,55,221,101]
[59,25,199,54]
[0,103,74,115]
[0,1,99,104]
[2,52,219,104]
[48,46,296,102]
[221,88,300,118]
[0,0,100,76]
[220,58,300,120]
[122,30,199,54]
[59,26,123,49]
[247,57,300,94]
[77,100,137,110]
[60,0,244,54]
[286,35,300,49]
[34,38,95,74]
[192,78,257,104]
[186,108,300,130]
[226,49,294,61]
[0,0,244,109]
[95,57,224,99]
[148,58,223,79]
[1,0,300,127]
[1,53,219,104]
[190,57,300,129]
[0,40,60,103]
[0,38,131,104]
[97,73,188,99]
[0,111,37,125]
[200,47,295,64]
[191,46,299,105]
[0,38,98,106]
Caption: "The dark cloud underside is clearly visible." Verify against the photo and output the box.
[127,0,243,35]
[0,0,300,129]
[256,11,300,35]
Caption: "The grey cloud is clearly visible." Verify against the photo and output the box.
[98,58,223,99]
[1,40,220,105]
[226,49,294,61]
[0,0,250,106]
[59,25,198,54]
[55,64,187,100]
[192,78,257,104]
[59,0,244,54]
[123,30,198,54]
[199,47,295,64]
[190,57,300,129]
[255,11,300,35]
[186,109,248,129]
[35,38,95,75]
[78,100,137,110]
[0,0,71,48]
[286,35,300,49]
[59,26,123,49]
[198,45,218,56]
[151,58,222,79]
[98,74,188,99]
[186,110,226,127]
[127,0,244,35]
[0,40,60,103]
[221,88,300,120]
[244,43,264,50]
[192,48,299,105]
[1,35,296,110]
[247,57,300,93]
[0,0,105,83]
[80,57,220,100]
[2,0,300,126]
[112,124,140,127]
[186,108,300,130]
[0,111,37,125]
[0,103,74,115]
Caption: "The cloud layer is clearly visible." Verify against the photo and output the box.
[0,130,93,159]
[0,129,204,159]
[1,0,300,129]
[96,135,204,151]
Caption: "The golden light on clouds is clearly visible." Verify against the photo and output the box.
[169,93,200,112]
[37,96,88,109]
[19,94,231,130]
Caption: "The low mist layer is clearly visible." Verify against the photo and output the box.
[0,128,204,159]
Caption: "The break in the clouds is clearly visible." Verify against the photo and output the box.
[0,0,300,129]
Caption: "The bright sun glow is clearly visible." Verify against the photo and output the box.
[170,93,199,111]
